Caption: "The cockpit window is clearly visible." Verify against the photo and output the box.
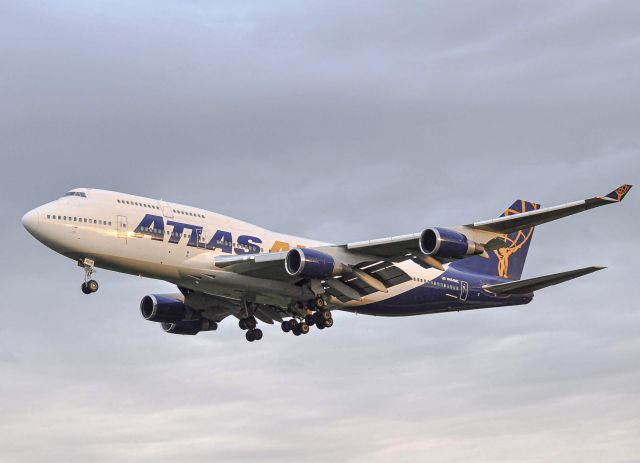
[64,191,87,198]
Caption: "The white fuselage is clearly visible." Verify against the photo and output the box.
[22,188,441,310]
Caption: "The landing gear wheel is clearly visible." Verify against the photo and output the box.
[292,325,302,336]
[86,280,99,293]
[253,328,263,341]
[321,310,332,321]
[289,319,299,330]
[246,317,257,330]
[80,259,97,293]
[323,318,334,328]
[281,321,291,333]
[239,319,248,330]
[314,296,326,309]
[315,321,325,330]
[246,330,256,342]
[299,323,310,334]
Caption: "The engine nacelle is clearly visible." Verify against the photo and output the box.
[419,227,484,259]
[162,319,217,336]
[140,294,186,323]
[285,248,344,278]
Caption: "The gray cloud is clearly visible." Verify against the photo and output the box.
[1,1,639,462]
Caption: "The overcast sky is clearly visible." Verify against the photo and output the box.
[1,1,639,462]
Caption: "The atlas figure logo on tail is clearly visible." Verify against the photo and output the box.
[494,200,540,279]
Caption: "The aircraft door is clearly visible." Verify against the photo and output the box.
[460,281,469,301]
[117,215,128,241]
[160,202,174,218]
[197,228,206,248]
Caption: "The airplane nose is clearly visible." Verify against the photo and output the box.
[22,209,39,234]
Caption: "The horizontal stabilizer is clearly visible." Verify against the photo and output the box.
[482,266,606,294]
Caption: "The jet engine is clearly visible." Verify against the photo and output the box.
[419,227,484,259]
[140,294,186,323]
[285,248,344,278]
[162,319,217,335]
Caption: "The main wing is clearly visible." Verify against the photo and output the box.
[465,184,632,234]
[209,184,631,300]
[346,184,631,260]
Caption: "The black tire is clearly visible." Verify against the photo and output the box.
[315,296,326,309]
[315,322,325,330]
[253,328,263,340]
[247,317,257,330]
[300,323,309,334]
[323,318,334,328]
[87,280,99,293]
[81,283,91,294]
[293,326,302,336]
[321,310,332,321]
[245,330,256,342]
[281,321,291,332]
[239,319,248,330]
[289,319,299,329]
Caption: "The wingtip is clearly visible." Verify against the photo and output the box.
[605,184,632,202]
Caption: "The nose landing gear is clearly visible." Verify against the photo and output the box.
[81,280,99,294]
[79,258,99,294]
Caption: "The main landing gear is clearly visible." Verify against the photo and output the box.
[79,258,99,295]
[281,297,334,336]
[280,318,310,336]
[239,316,263,342]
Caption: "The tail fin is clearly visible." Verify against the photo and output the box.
[451,200,540,280]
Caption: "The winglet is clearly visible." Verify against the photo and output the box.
[604,184,632,202]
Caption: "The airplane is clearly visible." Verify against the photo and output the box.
[22,184,632,342]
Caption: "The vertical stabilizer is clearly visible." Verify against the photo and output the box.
[451,200,539,280]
